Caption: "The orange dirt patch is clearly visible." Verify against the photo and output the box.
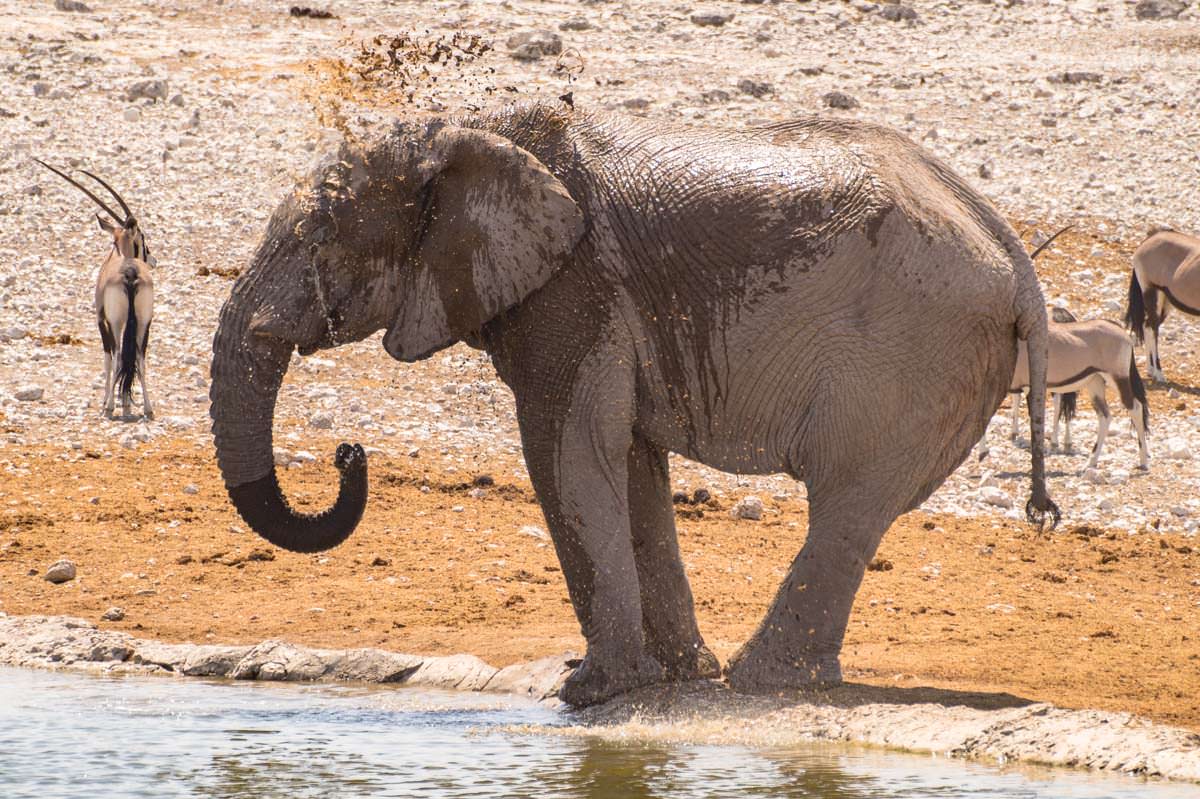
[0,441,1197,730]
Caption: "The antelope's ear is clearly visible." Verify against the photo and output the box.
[96,214,117,234]
[383,128,585,362]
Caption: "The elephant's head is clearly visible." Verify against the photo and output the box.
[210,118,585,553]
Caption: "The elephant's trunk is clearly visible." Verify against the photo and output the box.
[209,290,367,553]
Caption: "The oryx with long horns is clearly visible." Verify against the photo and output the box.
[1124,227,1200,383]
[36,159,155,420]
[978,306,1151,471]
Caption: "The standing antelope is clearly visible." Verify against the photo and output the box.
[1124,227,1200,383]
[978,307,1150,471]
[36,160,155,420]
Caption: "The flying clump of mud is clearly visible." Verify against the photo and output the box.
[302,31,498,138]
[302,30,585,140]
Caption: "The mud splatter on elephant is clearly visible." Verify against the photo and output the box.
[210,103,1058,706]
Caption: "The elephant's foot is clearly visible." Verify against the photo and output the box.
[724,641,842,693]
[654,641,721,681]
[559,650,666,707]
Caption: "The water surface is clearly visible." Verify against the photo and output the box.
[0,667,1192,798]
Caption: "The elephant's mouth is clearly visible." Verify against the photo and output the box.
[296,305,348,355]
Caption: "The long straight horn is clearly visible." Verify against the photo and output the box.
[78,168,133,224]
[1029,224,1073,260]
[33,159,124,223]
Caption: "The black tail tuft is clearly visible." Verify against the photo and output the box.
[1129,353,1149,431]
[1060,392,1077,422]
[118,270,138,403]
[1124,270,1145,344]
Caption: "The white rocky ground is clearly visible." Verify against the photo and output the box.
[1,0,1199,532]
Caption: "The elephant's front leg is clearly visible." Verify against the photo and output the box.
[516,363,665,706]
[628,434,720,680]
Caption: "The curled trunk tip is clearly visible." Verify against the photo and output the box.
[226,443,369,553]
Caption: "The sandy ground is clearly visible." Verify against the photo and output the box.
[1,0,1199,743]
[2,438,1198,732]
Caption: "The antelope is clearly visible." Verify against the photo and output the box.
[36,160,155,420]
[1124,227,1200,383]
[978,307,1150,471]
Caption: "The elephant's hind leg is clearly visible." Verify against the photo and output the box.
[628,434,719,681]
[725,489,892,692]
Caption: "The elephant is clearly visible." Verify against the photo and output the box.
[210,102,1060,707]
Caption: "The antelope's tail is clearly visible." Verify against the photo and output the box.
[1125,270,1146,345]
[117,266,139,400]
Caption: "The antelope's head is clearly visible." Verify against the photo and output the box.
[35,159,156,267]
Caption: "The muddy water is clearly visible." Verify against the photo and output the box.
[0,667,1193,798]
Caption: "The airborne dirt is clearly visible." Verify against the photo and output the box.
[0,0,1198,747]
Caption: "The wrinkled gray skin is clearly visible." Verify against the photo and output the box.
[210,103,1059,707]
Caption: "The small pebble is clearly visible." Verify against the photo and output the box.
[44,559,76,583]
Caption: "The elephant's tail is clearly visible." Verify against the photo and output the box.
[1014,271,1061,531]
[919,153,1061,529]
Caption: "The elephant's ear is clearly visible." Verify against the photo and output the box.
[383,128,585,362]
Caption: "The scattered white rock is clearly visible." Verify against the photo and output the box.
[309,412,334,429]
[506,30,562,60]
[519,525,549,540]
[101,607,125,621]
[979,487,1013,509]
[1163,437,1191,460]
[126,79,169,103]
[730,495,764,521]
[14,386,43,402]
[1134,0,1186,20]
[690,12,733,27]
[823,91,860,110]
